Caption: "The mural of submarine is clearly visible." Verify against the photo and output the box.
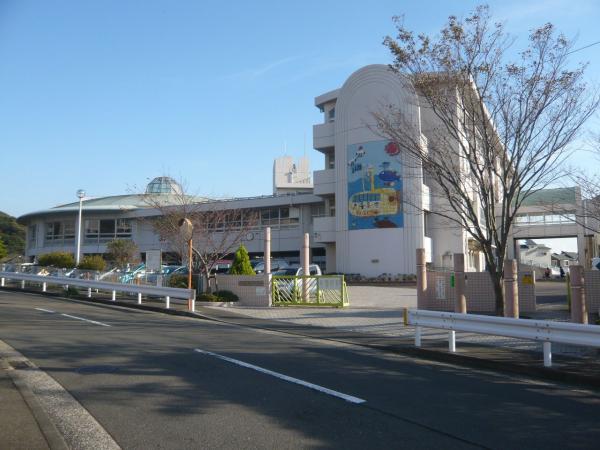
[349,166,400,218]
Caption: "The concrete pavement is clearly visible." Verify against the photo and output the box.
[1,289,600,449]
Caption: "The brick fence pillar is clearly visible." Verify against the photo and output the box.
[503,259,519,318]
[416,248,427,309]
[454,253,467,313]
[570,265,587,324]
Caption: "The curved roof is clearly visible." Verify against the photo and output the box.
[18,193,208,221]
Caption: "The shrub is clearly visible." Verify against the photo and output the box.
[77,255,106,271]
[168,274,200,290]
[197,293,220,302]
[229,245,255,275]
[105,239,139,269]
[213,290,239,302]
[38,252,75,268]
[168,274,189,288]
[64,286,80,297]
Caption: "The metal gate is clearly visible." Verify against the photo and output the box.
[271,275,348,307]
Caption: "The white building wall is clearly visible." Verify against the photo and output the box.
[331,65,425,276]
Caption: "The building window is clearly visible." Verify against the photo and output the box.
[44,220,75,245]
[84,218,132,243]
[328,107,335,122]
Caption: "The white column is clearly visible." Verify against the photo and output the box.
[137,293,142,304]
[448,331,456,352]
[75,193,84,266]
[302,233,310,302]
[111,290,116,301]
[543,342,552,367]
[165,296,170,309]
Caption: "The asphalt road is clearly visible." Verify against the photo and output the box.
[1,290,599,449]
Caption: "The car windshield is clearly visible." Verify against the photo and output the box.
[278,268,298,276]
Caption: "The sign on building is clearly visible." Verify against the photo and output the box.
[146,250,162,272]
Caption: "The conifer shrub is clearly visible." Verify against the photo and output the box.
[229,245,255,275]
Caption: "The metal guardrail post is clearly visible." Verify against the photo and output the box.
[415,326,422,347]
[87,288,92,298]
[165,296,170,309]
[21,280,25,290]
[449,331,456,352]
[543,342,552,367]
[137,293,142,305]
[42,282,47,292]
[111,290,116,301]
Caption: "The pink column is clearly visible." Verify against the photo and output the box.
[570,265,587,324]
[302,233,310,302]
[264,227,272,306]
[454,253,467,313]
[416,248,427,309]
[503,259,519,318]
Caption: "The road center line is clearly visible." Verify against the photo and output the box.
[61,313,111,327]
[194,348,366,404]
[35,307,55,313]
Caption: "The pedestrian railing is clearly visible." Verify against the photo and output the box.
[271,275,348,307]
[0,271,196,311]
[405,309,600,368]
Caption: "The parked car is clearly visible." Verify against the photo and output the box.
[273,264,322,277]
[249,259,290,274]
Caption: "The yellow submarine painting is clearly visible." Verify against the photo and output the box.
[347,140,403,230]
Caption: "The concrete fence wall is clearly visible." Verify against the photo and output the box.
[583,270,600,314]
[420,270,536,314]
[215,274,270,307]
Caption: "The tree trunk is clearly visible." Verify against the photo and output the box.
[491,271,504,316]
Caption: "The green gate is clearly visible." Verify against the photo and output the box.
[271,275,348,307]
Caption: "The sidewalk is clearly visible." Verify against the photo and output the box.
[197,304,600,388]
[0,358,59,450]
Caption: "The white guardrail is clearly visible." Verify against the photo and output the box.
[406,309,600,368]
[0,272,196,312]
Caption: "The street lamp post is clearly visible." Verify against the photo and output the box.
[75,189,85,266]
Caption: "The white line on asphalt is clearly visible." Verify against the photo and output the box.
[194,348,366,404]
[61,313,111,327]
[35,307,55,313]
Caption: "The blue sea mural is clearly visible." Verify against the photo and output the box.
[347,140,403,230]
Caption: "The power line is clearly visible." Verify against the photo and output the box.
[567,40,600,55]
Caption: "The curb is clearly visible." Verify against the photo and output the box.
[3,286,600,390]
[0,358,69,450]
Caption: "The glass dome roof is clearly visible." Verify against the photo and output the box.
[145,177,183,195]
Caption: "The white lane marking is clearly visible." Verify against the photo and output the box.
[61,313,111,327]
[194,348,366,404]
[35,307,55,313]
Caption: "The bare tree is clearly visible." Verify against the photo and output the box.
[375,5,599,314]
[141,179,258,291]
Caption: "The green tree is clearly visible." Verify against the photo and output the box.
[105,239,139,269]
[0,238,7,260]
[78,255,106,271]
[229,244,255,275]
[0,212,25,256]
[38,252,76,268]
